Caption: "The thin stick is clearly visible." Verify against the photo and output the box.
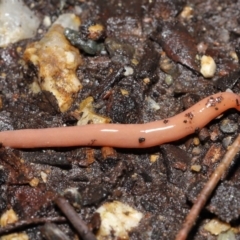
[55,197,96,240]
[0,217,66,236]
[175,134,240,240]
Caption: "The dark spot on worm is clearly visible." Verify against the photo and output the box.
[163,119,169,124]
[139,137,145,143]
[195,127,200,134]
[236,98,240,106]
[185,112,194,120]
[89,139,97,145]
[215,107,218,110]
[183,120,187,123]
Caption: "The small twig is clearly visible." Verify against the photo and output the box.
[55,197,97,240]
[175,134,240,240]
[0,217,66,236]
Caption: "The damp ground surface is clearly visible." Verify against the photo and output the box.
[0,0,240,239]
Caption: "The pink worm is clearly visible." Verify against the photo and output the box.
[0,92,240,149]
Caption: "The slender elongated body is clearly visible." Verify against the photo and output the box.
[0,92,240,148]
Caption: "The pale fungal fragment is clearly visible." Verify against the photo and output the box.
[120,89,129,96]
[76,97,111,126]
[88,23,104,40]
[0,209,29,240]
[24,23,83,112]
[203,219,231,235]
[200,55,217,78]
[0,209,18,227]
[191,164,201,172]
[179,6,194,20]
[0,0,40,47]
[29,81,41,94]
[150,154,159,163]
[96,201,143,240]
[40,171,48,183]
[1,233,29,240]
[29,177,40,187]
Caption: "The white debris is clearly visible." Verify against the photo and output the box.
[124,66,134,76]
[96,201,143,240]
[23,13,82,112]
[0,0,40,47]
[200,55,217,78]
[43,15,52,28]
[53,13,80,31]
[24,23,83,112]
[147,97,160,110]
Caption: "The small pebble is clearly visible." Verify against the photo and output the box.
[40,171,48,183]
[160,54,179,77]
[192,147,201,156]
[191,164,201,172]
[43,15,51,27]
[193,137,200,146]
[198,128,210,142]
[63,188,82,210]
[220,119,238,133]
[222,136,233,149]
[197,42,208,54]
[164,74,173,85]
[150,154,159,163]
[123,66,134,76]
[229,51,239,62]
[147,97,160,111]
[29,177,39,187]
[210,126,221,141]
[200,55,216,78]
[217,230,236,240]
[218,29,229,43]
